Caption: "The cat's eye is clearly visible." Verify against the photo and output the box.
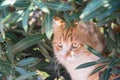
[57,42,62,48]
[71,43,79,49]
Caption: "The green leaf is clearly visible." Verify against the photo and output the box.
[80,0,120,24]
[0,19,5,39]
[106,34,120,53]
[6,42,14,64]
[14,1,30,8]
[108,59,120,68]
[45,2,73,11]
[31,0,50,14]
[80,0,104,19]
[69,12,80,21]
[0,0,16,8]
[45,11,54,39]
[0,62,11,75]
[16,57,39,66]
[13,34,44,53]
[16,72,37,80]
[81,7,106,21]
[76,61,97,69]
[6,31,19,43]
[102,68,111,80]
[0,34,4,42]
[84,45,103,58]
[97,12,120,26]
[89,65,106,76]
[15,67,28,75]
[22,5,32,32]
[2,11,23,24]
[111,69,120,74]
[96,58,109,63]
[97,0,120,21]
[0,45,6,60]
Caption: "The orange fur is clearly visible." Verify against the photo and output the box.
[52,17,104,80]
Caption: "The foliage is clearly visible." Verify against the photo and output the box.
[0,0,120,80]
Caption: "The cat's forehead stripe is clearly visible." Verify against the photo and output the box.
[62,28,73,42]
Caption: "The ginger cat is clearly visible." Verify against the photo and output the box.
[52,17,104,80]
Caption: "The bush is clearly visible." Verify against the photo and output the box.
[0,0,120,80]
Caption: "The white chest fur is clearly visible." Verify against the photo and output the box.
[56,54,99,80]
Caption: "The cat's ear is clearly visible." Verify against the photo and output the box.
[52,17,65,33]
[77,21,96,32]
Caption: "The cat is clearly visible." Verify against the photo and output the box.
[52,17,105,80]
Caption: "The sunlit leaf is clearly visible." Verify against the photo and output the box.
[45,11,54,39]
[31,0,50,14]
[22,5,32,32]
[98,12,120,26]
[2,11,22,24]
[97,0,120,21]
[16,57,39,66]
[0,18,5,39]
[45,2,73,11]
[0,0,16,8]
[80,0,120,26]
[80,0,104,19]
[13,34,44,53]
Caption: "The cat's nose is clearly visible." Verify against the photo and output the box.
[63,51,71,60]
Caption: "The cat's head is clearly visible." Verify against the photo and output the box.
[52,17,104,62]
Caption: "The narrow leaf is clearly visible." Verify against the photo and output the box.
[0,18,5,39]
[13,34,44,53]
[102,68,111,80]
[31,0,50,13]
[6,42,14,64]
[6,31,19,43]
[45,2,73,11]
[16,72,37,80]
[89,65,106,76]
[45,11,54,39]
[15,67,28,75]
[108,59,120,68]
[76,61,97,69]
[22,5,32,32]
[2,11,21,24]
[111,69,120,74]
[97,0,120,21]
[16,57,39,66]
[80,0,103,19]
[84,45,103,58]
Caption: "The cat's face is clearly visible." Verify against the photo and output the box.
[53,27,86,62]
[52,18,104,62]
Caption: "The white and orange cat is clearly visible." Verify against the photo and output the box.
[52,17,105,80]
